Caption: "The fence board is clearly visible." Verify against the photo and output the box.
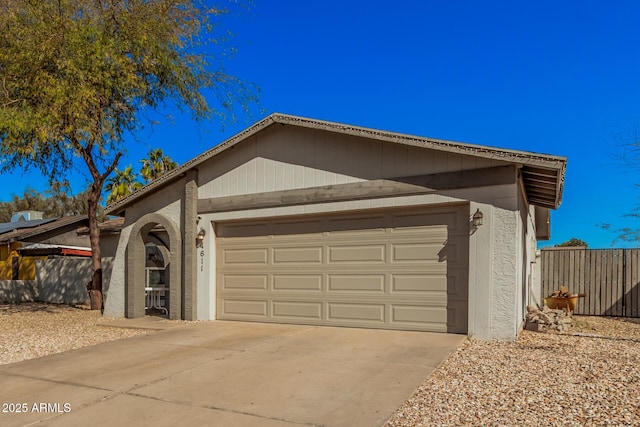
[602,251,609,315]
[541,248,640,318]
[599,251,606,315]
[608,251,614,315]
[568,250,575,291]
[595,251,602,315]
[617,250,624,316]
[631,251,640,317]
[625,250,632,317]
[585,250,594,315]
[614,250,620,315]
[577,250,586,313]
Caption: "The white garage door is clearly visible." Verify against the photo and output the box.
[215,205,468,333]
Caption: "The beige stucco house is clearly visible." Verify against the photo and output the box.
[103,113,566,340]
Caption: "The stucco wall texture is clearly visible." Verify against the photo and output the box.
[104,178,184,318]
[491,206,520,340]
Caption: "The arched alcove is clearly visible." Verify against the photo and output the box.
[126,213,182,319]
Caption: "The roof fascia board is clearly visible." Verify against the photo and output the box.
[272,114,567,169]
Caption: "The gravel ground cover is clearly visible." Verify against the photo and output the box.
[0,303,152,365]
[386,316,640,427]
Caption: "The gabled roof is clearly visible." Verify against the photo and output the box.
[106,113,567,215]
[0,215,88,244]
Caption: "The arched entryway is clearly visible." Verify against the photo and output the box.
[126,213,182,319]
[144,238,169,316]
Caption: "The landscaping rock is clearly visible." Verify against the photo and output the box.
[386,315,640,427]
[525,305,573,333]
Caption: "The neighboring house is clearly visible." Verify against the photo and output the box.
[103,113,567,341]
[0,215,122,305]
[0,215,90,280]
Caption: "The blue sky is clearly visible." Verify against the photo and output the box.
[2,0,640,248]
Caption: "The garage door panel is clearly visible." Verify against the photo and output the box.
[222,299,268,317]
[326,228,387,239]
[391,304,448,326]
[390,274,447,293]
[328,303,385,322]
[222,248,268,265]
[273,247,323,263]
[216,205,469,333]
[328,245,386,263]
[221,274,268,290]
[273,275,323,291]
[392,243,446,262]
[272,301,322,319]
[328,275,385,292]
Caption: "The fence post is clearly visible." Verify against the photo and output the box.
[623,249,627,317]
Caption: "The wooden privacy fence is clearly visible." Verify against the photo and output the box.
[541,248,640,317]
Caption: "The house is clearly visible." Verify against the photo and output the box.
[0,215,121,305]
[0,215,90,280]
[103,113,567,341]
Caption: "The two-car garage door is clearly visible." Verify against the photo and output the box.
[215,205,469,333]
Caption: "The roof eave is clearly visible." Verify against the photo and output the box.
[272,114,568,170]
[105,113,568,214]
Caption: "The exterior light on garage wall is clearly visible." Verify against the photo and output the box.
[196,228,206,247]
[472,208,484,227]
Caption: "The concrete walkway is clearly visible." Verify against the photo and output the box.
[0,320,464,427]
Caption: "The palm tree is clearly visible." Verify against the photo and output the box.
[140,148,178,183]
[105,165,142,205]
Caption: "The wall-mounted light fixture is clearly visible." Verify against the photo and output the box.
[472,208,484,227]
[196,228,206,247]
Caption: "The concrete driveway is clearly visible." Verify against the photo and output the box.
[0,320,464,427]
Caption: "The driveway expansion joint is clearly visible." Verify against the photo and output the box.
[125,391,325,426]
[0,370,117,393]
